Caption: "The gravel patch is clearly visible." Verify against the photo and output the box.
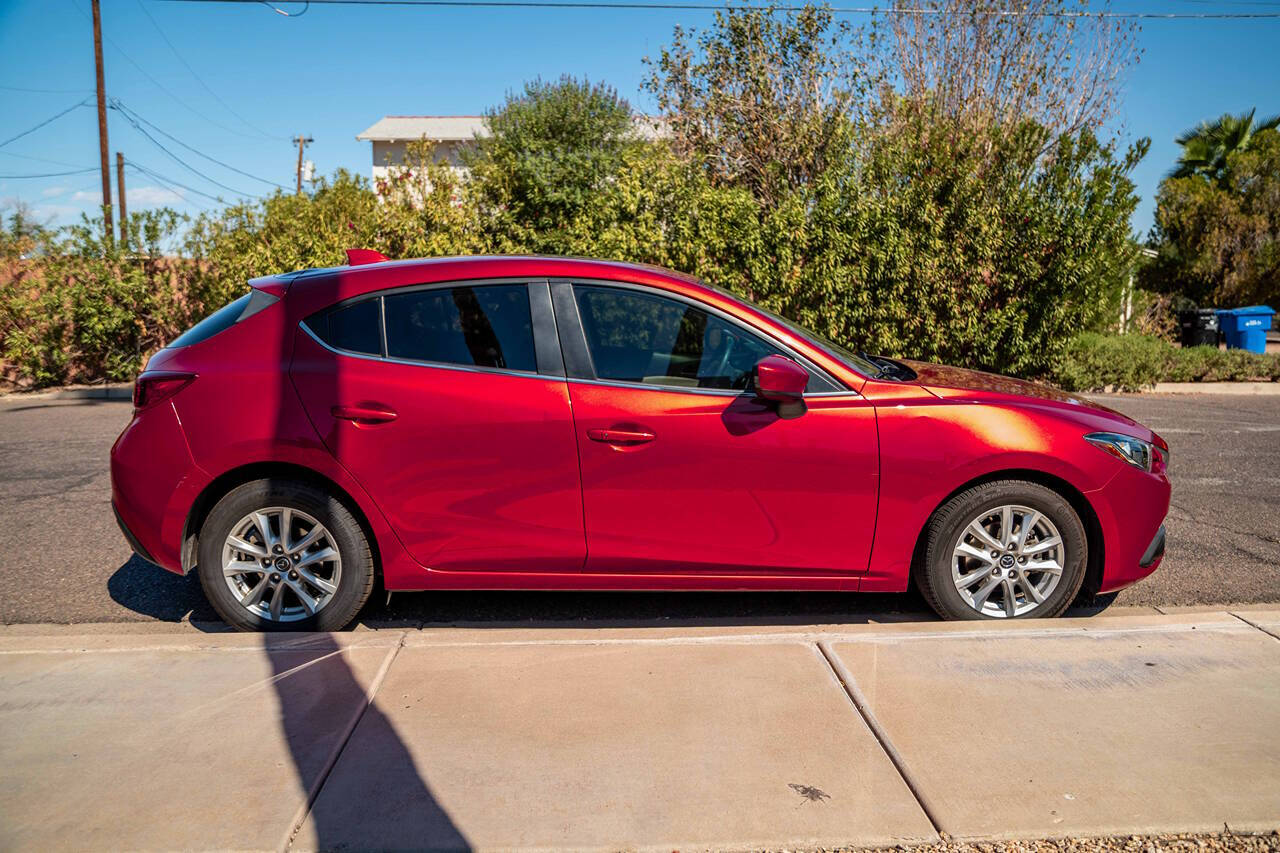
[803,830,1280,852]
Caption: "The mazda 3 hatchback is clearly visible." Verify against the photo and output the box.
[111,253,1170,631]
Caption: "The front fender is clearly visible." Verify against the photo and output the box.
[860,398,1121,592]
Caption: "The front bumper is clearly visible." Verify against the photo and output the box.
[1087,464,1171,593]
[1139,524,1166,569]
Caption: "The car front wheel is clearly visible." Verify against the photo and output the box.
[197,479,375,631]
[917,480,1088,620]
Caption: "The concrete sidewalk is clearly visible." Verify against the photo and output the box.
[1,610,1278,852]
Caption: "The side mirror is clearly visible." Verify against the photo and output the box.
[755,354,808,402]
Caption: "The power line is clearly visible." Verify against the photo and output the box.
[124,158,223,204]
[0,167,99,179]
[66,0,288,142]
[109,101,259,197]
[0,84,96,94]
[0,149,96,169]
[0,99,91,149]
[153,0,1280,17]
[134,0,286,139]
[259,1,311,14]
[111,99,291,189]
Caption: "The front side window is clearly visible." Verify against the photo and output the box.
[384,284,536,372]
[573,285,831,392]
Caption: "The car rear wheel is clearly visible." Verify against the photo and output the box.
[917,480,1087,620]
[197,479,375,631]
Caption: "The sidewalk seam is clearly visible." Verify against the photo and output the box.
[277,630,408,852]
[1228,611,1280,642]
[814,641,948,840]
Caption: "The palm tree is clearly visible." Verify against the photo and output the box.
[1171,107,1279,184]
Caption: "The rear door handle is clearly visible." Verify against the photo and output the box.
[332,404,398,425]
[587,428,655,445]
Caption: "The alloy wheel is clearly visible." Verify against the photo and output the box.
[220,507,342,622]
[951,504,1065,618]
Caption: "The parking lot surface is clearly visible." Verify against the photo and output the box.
[0,393,1276,627]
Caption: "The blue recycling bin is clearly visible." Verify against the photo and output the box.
[1216,306,1275,354]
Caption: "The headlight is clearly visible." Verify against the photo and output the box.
[1084,432,1159,472]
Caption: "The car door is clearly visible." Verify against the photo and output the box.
[290,280,585,573]
[554,281,879,576]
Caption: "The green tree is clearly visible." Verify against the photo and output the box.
[467,75,641,254]
[1145,128,1280,308]
[1171,108,1280,186]
[643,5,871,208]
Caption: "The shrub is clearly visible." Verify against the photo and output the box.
[1053,332,1280,391]
[1,209,193,388]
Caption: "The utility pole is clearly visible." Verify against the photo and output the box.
[91,0,112,243]
[116,152,127,248]
[293,135,313,195]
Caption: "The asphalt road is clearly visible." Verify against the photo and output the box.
[0,393,1276,627]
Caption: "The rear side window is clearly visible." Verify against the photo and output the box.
[311,299,382,356]
[384,284,536,372]
[168,290,277,349]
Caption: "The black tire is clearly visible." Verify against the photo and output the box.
[197,479,375,632]
[917,480,1088,621]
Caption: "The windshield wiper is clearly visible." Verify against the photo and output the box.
[860,353,916,381]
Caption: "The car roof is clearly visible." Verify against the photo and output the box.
[289,255,706,293]
[263,254,868,392]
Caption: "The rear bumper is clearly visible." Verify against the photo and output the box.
[113,501,160,567]
[109,401,203,574]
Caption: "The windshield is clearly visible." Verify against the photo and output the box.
[703,282,883,378]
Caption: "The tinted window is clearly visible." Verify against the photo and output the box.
[384,284,536,372]
[574,285,820,392]
[170,294,243,348]
[316,298,382,356]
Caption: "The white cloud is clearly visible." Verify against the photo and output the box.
[128,185,185,205]
[71,189,101,203]
[33,203,80,220]
[41,186,68,198]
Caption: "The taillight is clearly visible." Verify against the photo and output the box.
[133,372,195,410]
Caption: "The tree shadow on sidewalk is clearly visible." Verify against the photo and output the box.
[264,632,470,851]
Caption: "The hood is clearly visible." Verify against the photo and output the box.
[901,360,1144,429]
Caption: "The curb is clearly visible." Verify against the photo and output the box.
[0,383,132,402]
[1089,381,1280,395]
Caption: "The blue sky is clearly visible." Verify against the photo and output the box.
[1,0,1277,237]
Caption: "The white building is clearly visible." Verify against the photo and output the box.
[356,114,669,186]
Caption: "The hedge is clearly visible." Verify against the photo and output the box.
[1052,332,1280,392]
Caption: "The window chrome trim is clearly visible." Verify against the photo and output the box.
[556,277,853,397]
[298,316,566,383]
[302,277,557,380]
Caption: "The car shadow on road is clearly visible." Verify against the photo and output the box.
[107,555,222,624]
[109,554,1117,631]
[107,552,942,629]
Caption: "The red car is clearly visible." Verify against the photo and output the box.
[110,254,1170,631]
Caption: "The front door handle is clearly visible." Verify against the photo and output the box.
[332,404,398,425]
[587,428,655,445]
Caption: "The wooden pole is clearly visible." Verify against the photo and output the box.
[116,152,127,248]
[293,135,312,195]
[92,0,113,243]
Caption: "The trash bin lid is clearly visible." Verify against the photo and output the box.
[1216,305,1276,316]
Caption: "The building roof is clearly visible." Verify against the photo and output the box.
[356,114,670,143]
[357,116,488,142]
